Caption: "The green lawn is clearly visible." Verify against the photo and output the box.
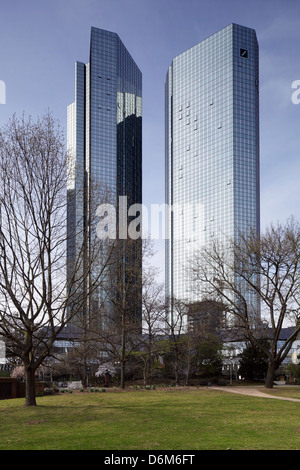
[0,387,300,450]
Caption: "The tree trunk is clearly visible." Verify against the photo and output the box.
[174,355,179,385]
[120,317,126,389]
[143,359,149,387]
[265,361,277,389]
[185,367,190,386]
[25,368,37,407]
[120,361,125,389]
[185,351,191,386]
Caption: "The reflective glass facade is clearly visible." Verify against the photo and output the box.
[165,24,260,323]
[67,27,142,321]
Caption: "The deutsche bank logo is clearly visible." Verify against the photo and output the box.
[0,80,6,104]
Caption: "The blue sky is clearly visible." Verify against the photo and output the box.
[1,0,300,275]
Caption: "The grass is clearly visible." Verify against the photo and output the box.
[261,387,300,400]
[0,387,300,450]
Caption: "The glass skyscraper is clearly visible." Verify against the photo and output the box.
[165,24,260,325]
[67,27,142,322]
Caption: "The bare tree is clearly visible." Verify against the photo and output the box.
[82,236,145,388]
[164,297,189,385]
[189,218,300,388]
[53,326,101,388]
[68,239,165,388]
[138,264,165,386]
[0,113,114,405]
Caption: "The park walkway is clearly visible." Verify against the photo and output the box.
[211,386,300,403]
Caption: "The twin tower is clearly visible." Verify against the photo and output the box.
[67,24,260,323]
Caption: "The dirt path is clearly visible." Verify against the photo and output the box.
[211,386,300,402]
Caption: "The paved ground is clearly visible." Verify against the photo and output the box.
[211,386,300,402]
